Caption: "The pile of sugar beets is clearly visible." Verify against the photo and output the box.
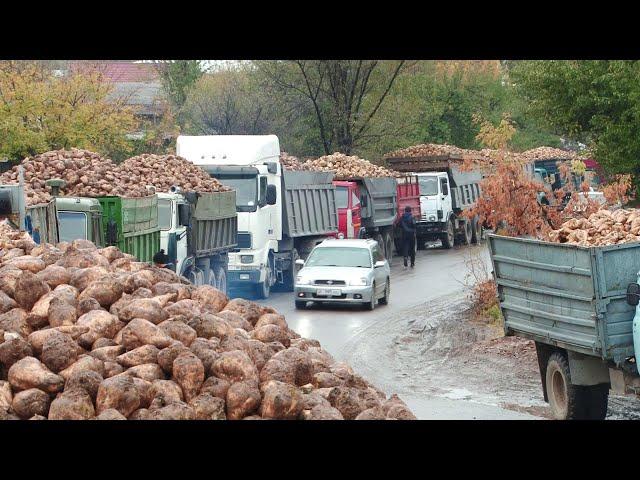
[0,224,416,420]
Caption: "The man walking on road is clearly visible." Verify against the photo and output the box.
[398,206,416,269]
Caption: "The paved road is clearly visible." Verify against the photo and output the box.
[255,243,541,419]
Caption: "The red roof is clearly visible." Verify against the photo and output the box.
[69,61,159,83]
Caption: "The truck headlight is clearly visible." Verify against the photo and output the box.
[338,232,345,239]
[349,278,369,286]
[240,255,254,264]
[429,215,436,221]
[296,276,311,285]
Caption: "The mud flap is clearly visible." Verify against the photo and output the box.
[535,342,554,402]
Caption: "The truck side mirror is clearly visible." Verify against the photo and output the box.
[266,184,277,205]
[627,283,640,306]
[441,181,449,196]
[178,203,191,227]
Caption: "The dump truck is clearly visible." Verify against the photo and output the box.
[488,233,640,419]
[333,175,420,265]
[387,155,482,249]
[0,183,59,244]
[176,134,338,299]
[157,187,237,293]
[54,192,160,263]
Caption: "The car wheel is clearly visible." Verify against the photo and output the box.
[379,278,390,305]
[363,284,376,310]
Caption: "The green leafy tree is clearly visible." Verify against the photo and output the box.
[509,60,640,175]
[0,61,138,162]
[156,60,205,112]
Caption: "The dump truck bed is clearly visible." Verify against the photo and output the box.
[281,170,338,238]
[98,195,160,262]
[188,190,238,257]
[488,234,640,366]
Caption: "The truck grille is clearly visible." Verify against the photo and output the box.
[314,280,346,286]
[421,212,428,221]
[237,232,251,249]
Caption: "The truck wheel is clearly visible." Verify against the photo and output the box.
[545,352,585,420]
[256,263,272,299]
[471,216,482,244]
[384,233,394,266]
[295,300,307,310]
[213,265,227,295]
[282,249,298,292]
[582,383,609,420]
[460,220,472,245]
[441,220,454,249]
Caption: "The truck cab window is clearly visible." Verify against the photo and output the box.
[218,176,258,212]
[158,199,172,231]
[440,178,449,196]
[351,191,360,207]
[259,177,267,206]
[58,211,87,243]
[335,187,349,209]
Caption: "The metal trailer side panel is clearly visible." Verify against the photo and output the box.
[190,190,238,257]
[488,234,639,365]
[282,171,338,238]
[25,201,59,244]
[361,177,397,228]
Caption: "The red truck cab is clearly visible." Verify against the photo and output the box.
[333,176,421,246]
[334,180,362,239]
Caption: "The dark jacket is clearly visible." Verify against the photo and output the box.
[399,212,416,236]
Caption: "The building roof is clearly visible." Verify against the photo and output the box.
[108,81,163,115]
[70,61,159,83]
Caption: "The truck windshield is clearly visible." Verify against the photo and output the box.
[218,176,258,212]
[418,177,439,196]
[306,247,372,268]
[158,199,172,231]
[58,211,87,242]
[335,186,348,209]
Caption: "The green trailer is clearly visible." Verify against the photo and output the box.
[98,195,160,263]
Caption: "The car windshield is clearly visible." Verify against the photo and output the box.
[419,177,438,196]
[305,247,371,268]
[218,176,258,212]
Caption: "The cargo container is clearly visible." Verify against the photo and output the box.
[97,195,160,263]
[488,233,640,419]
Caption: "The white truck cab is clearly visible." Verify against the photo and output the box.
[157,191,189,276]
[416,172,451,224]
[177,135,282,297]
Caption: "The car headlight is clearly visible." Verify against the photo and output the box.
[296,276,311,285]
[349,278,369,286]
[240,255,254,264]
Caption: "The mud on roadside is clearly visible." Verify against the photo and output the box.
[341,292,640,419]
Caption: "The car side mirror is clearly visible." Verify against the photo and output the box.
[374,261,386,268]
[266,184,277,205]
[295,259,305,266]
[627,283,640,306]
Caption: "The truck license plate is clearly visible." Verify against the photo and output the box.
[317,288,341,296]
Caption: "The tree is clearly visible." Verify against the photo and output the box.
[181,67,277,135]
[258,60,407,155]
[0,61,138,162]
[155,60,205,111]
[509,61,640,176]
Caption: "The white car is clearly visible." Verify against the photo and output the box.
[294,238,391,310]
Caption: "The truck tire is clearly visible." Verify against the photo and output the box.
[213,265,227,295]
[282,249,298,292]
[459,220,472,246]
[384,233,394,266]
[545,352,586,420]
[582,383,609,420]
[256,262,272,299]
[441,219,455,249]
[471,215,482,244]
[295,300,307,310]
